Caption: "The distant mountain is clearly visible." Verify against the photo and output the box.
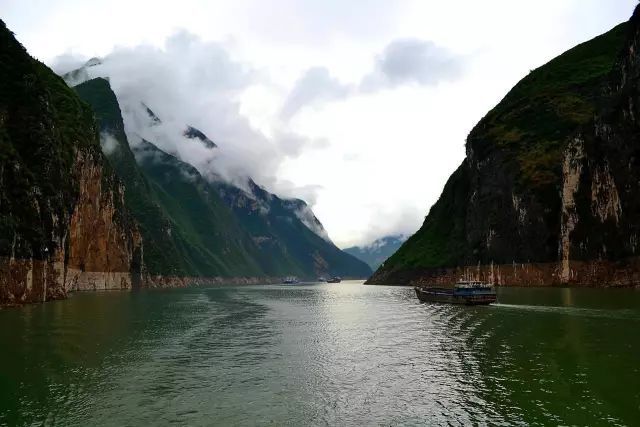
[369,12,640,287]
[72,76,371,279]
[344,235,407,270]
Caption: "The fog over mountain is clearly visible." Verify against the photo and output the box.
[5,0,635,247]
[54,32,459,245]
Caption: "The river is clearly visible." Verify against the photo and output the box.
[0,282,638,426]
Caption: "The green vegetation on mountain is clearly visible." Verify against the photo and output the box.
[75,78,185,275]
[471,22,628,190]
[134,140,266,276]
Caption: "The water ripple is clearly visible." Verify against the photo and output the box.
[0,284,639,425]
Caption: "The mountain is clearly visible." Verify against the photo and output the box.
[369,11,640,287]
[212,178,371,277]
[74,78,266,279]
[0,20,141,304]
[344,235,407,270]
[72,77,371,279]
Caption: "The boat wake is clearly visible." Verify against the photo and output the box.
[492,303,640,320]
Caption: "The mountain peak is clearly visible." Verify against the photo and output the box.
[85,57,102,67]
[184,125,217,149]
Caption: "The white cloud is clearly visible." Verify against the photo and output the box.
[362,38,463,90]
[99,132,119,155]
[66,33,321,193]
[280,67,352,120]
[50,52,88,75]
[280,38,464,119]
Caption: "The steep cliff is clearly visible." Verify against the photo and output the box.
[0,21,141,304]
[369,12,640,287]
[74,78,187,276]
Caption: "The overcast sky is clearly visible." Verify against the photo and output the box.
[3,0,637,248]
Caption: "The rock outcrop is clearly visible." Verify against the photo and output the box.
[369,8,640,287]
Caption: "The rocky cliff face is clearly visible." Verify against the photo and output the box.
[0,20,141,304]
[369,9,640,287]
[0,147,143,305]
[64,150,142,292]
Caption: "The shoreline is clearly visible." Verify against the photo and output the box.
[366,257,640,288]
[0,270,370,307]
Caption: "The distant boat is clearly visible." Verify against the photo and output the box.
[317,277,327,282]
[326,277,341,283]
[282,276,299,284]
[415,280,496,305]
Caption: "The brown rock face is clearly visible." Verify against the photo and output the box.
[0,149,142,305]
[64,150,143,292]
[370,259,640,288]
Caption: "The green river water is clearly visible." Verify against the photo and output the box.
[0,282,638,426]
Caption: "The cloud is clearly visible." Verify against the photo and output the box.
[280,38,464,119]
[275,181,324,206]
[234,0,406,45]
[354,205,424,249]
[99,132,119,155]
[50,52,89,75]
[293,204,332,242]
[61,31,328,195]
[279,67,352,119]
[361,38,464,91]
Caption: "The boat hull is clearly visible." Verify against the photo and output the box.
[415,287,496,305]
